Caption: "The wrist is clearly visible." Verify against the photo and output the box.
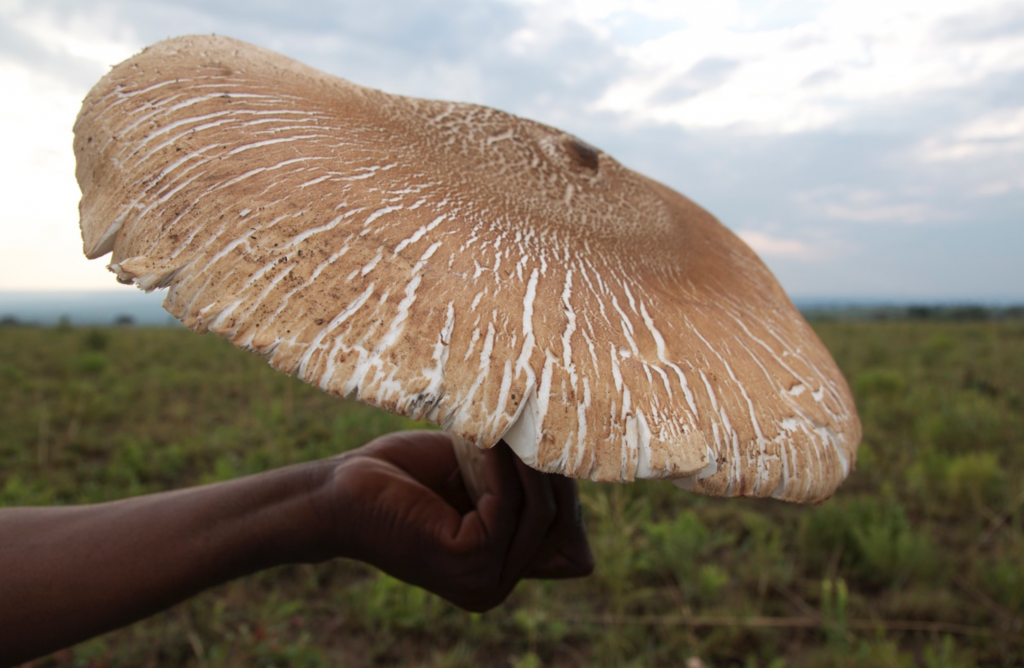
[212,458,347,572]
[284,455,352,564]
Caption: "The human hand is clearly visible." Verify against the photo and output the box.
[311,431,594,611]
[0,430,591,664]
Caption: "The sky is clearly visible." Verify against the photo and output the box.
[1,0,1022,302]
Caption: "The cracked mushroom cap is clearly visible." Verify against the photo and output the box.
[74,35,860,503]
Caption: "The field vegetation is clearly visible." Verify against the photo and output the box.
[1,319,1022,667]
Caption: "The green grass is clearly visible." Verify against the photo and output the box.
[2,320,1023,667]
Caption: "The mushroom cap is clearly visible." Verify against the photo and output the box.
[75,35,860,503]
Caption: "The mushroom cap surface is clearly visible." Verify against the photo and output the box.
[75,35,860,502]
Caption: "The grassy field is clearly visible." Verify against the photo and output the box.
[1,320,1022,667]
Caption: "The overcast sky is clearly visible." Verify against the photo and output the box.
[1,0,1022,301]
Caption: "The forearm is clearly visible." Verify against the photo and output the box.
[0,460,335,665]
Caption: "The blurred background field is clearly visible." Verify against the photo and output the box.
[1,317,1022,667]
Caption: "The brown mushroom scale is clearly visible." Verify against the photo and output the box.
[75,35,861,503]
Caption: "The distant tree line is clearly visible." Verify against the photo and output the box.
[0,314,136,328]
[803,304,1024,322]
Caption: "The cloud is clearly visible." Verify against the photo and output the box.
[793,187,961,225]
[932,2,1024,43]
[649,57,741,105]
[918,107,1024,161]
[593,0,1024,134]
[0,18,105,90]
[737,231,817,259]
[969,178,1024,197]
[800,69,842,88]
[0,2,138,91]
[1,0,635,135]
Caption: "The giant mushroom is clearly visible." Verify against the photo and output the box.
[75,35,860,504]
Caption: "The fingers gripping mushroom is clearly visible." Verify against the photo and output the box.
[75,35,860,504]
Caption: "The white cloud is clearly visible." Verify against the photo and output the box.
[0,63,116,289]
[959,109,1024,140]
[510,0,725,26]
[12,8,138,68]
[969,177,1024,197]
[794,187,957,224]
[919,108,1024,162]
[0,2,139,290]
[0,63,80,243]
[737,230,816,259]
[735,224,853,263]
[587,0,1024,133]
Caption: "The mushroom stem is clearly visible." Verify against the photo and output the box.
[450,434,489,504]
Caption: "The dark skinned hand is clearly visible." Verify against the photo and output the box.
[320,431,594,611]
[0,430,593,665]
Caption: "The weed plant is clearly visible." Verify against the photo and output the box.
[1,320,1022,666]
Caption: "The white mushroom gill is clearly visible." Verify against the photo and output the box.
[75,35,861,503]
